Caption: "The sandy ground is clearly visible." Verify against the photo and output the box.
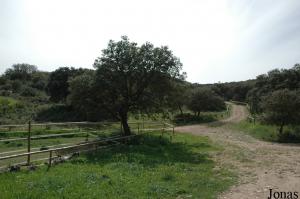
[175,104,300,199]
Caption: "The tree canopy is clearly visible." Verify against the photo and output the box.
[187,88,226,116]
[69,36,184,135]
[5,63,37,81]
[247,64,300,114]
[262,89,300,134]
[47,67,89,102]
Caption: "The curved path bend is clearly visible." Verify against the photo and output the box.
[175,104,300,199]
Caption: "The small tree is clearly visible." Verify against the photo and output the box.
[167,79,189,115]
[262,89,300,134]
[187,88,225,116]
[246,88,263,115]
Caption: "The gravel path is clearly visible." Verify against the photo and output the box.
[175,104,300,199]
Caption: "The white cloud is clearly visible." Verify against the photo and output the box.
[0,0,300,83]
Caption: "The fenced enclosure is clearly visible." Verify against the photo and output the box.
[0,121,174,171]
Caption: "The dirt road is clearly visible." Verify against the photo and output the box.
[176,104,300,199]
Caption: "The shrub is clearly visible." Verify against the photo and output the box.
[262,89,300,135]
[173,113,216,125]
[21,87,37,97]
[187,88,226,116]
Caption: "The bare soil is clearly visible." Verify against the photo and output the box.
[175,104,300,199]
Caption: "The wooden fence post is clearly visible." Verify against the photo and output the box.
[120,122,123,134]
[162,123,165,137]
[48,150,53,170]
[27,121,31,165]
[85,132,89,142]
[142,118,144,130]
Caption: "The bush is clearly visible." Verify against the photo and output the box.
[21,87,37,97]
[0,90,12,96]
[0,83,12,91]
[278,127,300,143]
[173,113,216,125]
[11,80,22,92]
[35,105,86,122]
[0,98,11,113]
[187,88,226,116]
[262,89,300,135]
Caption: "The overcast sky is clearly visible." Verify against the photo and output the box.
[1,0,300,83]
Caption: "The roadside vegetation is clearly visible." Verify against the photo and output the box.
[232,121,300,143]
[231,121,278,142]
[245,65,300,143]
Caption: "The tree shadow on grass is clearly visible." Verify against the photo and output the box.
[70,135,213,168]
[206,121,227,127]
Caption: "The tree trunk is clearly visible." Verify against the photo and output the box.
[197,111,200,117]
[279,122,284,135]
[119,109,131,136]
[178,105,183,116]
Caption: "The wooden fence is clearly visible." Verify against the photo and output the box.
[0,121,175,171]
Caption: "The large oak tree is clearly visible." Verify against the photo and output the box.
[70,36,184,135]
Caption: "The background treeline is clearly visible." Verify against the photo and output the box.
[0,65,227,125]
[1,63,299,125]
[0,64,98,124]
[0,37,227,128]
[198,64,300,142]
[0,37,299,140]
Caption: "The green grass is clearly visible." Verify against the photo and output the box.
[0,132,236,199]
[0,122,166,167]
[0,128,119,150]
[0,122,166,154]
[0,125,123,167]
[173,112,230,126]
[0,127,119,138]
[231,121,278,142]
[128,104,231,126]
[172,105,231,126]
[0,96,18,106]
[232,121,300,143]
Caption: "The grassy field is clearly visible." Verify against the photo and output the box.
[231,121,278,141]
[128,104,231,126]
[0,123,127,167]
[171,105,231,126]
[0,132,235,199]
[231,121,300,143]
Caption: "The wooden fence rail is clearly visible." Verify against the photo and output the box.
[0,132,89,142]
[0,135,135,161]
[0,121,175,171]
